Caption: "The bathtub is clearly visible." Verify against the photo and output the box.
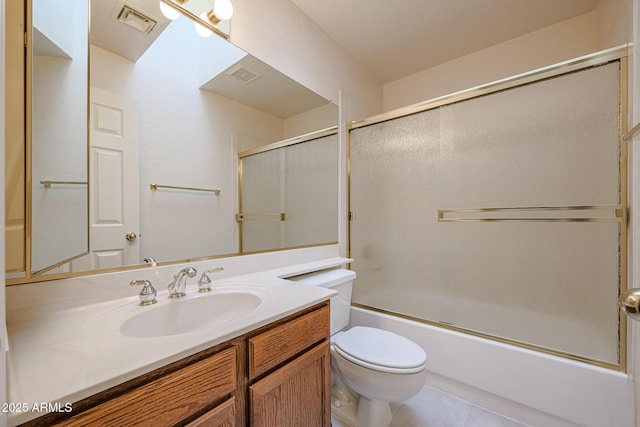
[349,306,635,427]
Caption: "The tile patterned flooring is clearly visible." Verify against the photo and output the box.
[333,385,530,427]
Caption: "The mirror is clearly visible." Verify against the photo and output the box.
[31,0,89,274]
[7,0,338,282]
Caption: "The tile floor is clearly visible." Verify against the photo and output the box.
[332,385,530,427]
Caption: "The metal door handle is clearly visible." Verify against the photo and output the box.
[620,288,640,321]
[125,232,137,241]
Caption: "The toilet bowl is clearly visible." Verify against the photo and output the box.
[288,268,427,427]
[331,326,427,427]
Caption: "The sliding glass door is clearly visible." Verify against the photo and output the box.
[349,58,625,368]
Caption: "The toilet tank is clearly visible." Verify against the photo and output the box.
[287,268,356,335]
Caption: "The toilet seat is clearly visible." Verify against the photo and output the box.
[333,326,426,374]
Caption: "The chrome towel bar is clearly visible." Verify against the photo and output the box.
[40,180,87,187]
[150,183,221,195]
[236,212,286,222]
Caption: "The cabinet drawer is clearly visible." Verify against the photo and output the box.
[248,304,329,379]
[185,397,236,427]
[56,346,236,426]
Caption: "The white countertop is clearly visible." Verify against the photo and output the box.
[6,256,351,425]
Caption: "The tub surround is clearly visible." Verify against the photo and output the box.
[6,245,349,426]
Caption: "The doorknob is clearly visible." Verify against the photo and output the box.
[619,288,640,321]
[125,232,137,241]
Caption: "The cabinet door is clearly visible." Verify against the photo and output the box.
[250,341,330,427]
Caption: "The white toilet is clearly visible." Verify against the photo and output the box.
[289,268,427,427]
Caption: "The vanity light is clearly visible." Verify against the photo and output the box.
[200,0,234,27]
[212,0,234,21]
[159,1,181,20]
[160,0,233,38]
[196,0,234,38]
[195,12,214,38]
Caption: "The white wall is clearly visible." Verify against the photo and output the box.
[283,103,337,139]
[230,0,380,122]
[384,1,630,112]
[597,0,631,50]
[32,0,75,57]
[90,17,287,263]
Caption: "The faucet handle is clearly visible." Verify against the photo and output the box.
[130,280,157,306]
[198,267,224,292]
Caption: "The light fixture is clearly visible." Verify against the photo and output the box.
[160,0,233,38]
[159,1,181,20]
[195,11,214,38]
[200,0,234,26]
[212,0,234,21]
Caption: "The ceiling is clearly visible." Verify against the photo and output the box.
[290,0,599,83]
[89,0,330,118]
[87,0,602,116]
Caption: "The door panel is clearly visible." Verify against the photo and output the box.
[90,88,139,268]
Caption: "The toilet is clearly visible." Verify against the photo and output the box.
[289,268,427,427]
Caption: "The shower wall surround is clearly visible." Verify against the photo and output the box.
[349,59,624,368]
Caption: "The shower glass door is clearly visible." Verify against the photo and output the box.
[238,131,338,252]
[349,59,624,368]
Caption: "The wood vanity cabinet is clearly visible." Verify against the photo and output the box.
[47,345,242,427]
[249,342,330,427]
[20,301,330,427]
[247,303,331,427]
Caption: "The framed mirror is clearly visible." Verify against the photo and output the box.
[6,0,338,283]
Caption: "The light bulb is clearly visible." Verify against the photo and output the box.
[159,1,181,20]
[195,12,214,37]
[212,0,233,20]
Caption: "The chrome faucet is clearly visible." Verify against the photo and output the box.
[143,257,157,267]
[197,267,224,292]
[168,267,197,298]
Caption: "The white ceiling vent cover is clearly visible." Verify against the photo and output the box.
[226,64,261,84]
[113,4,157,34]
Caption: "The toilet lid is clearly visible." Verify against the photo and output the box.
[334,326,426,374]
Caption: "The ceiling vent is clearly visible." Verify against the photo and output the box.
[113,3,157,34]
[226,64,261,84]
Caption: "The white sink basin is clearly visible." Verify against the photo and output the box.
[120,291,263,338]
